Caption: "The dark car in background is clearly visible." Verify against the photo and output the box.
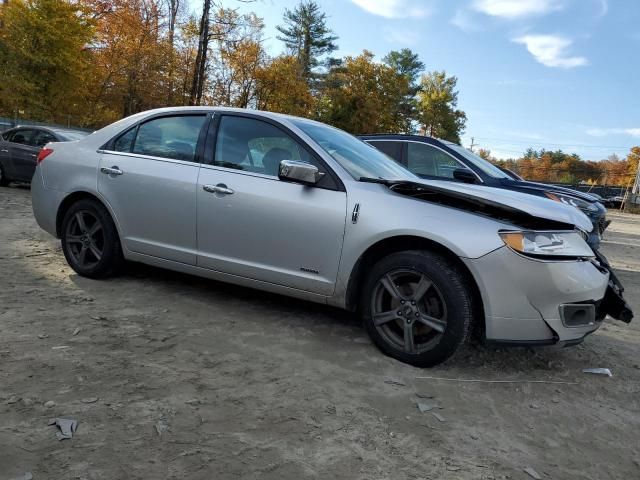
[0,126,89,185]
[360,134,609,249]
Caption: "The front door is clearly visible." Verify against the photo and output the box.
[98,114,208,265]
[196,114,347,295]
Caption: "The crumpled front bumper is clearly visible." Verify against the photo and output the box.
[592,250,633,323]
[462,245,632,346]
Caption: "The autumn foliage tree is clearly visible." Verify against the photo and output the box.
[255,55,314,116]
[0,0,95,123]
[0,0,470,143]
[317,51,410,134]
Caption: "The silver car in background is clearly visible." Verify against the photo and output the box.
[31,107,632,366]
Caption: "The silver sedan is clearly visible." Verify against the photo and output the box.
[30,107,632,366]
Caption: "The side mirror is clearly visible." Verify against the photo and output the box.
[278,160,324,185]
[453,168,478,184]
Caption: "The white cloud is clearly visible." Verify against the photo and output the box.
[350,0,431,19]
[451,9,482,32]
[595,0,608,17]
[513,35,588,68]
[587,128,640,137]
[473,0,564,19]
[383,26,420,45]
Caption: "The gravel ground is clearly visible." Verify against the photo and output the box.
[1,184,639,480]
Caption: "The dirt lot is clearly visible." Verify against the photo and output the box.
[1,185,639,480]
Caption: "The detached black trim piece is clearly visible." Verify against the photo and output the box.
[601,285,634,323]
[386,180,574,231]
[593,250,634,323]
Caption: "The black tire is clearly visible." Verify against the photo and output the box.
[60,198,123,279]
[360,250,475,367]
[0,164,9,186]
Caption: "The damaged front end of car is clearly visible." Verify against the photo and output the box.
[382,179,634,326]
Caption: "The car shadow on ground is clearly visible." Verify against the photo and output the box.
[64,259,638,376]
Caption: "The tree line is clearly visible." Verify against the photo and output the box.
[1,0,637,187]
[0,0,466,141]
[481,147,640,188]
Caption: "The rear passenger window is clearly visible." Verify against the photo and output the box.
[368,141,402,163]
[9,129,35,146]
[130,115,206,162]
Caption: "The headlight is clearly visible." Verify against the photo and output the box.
[544,192,598,213]
[499,231,594,258]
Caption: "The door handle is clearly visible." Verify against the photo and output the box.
[30,153,37,157]
[1,149,9,153]
[203,184,234,195]
[100,166,123,176]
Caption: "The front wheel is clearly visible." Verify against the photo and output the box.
[60,199,123,279]
[361,250,475,367]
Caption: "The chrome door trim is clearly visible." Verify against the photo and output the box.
[97,149,201,168]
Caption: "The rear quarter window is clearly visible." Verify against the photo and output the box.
[368,140,403,163]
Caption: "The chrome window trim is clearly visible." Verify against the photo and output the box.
[365,139,485,184]
[97,149,201,167]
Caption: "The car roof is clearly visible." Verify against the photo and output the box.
[357,133,459,147]
[50,128,89,135]
[8,125,88,135]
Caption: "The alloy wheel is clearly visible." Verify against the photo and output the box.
[65,210,104,269]
[371,269,448,354]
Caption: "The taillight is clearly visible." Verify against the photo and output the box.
[37,147,53,164]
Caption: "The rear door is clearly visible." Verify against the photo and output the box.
[6,128,39,181]
[98,114,208,265]
[196,113,347,295]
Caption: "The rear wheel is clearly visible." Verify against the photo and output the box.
[61,199,123,278]
[361,250,475,367]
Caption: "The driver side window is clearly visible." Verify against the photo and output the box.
[214,116,316,177]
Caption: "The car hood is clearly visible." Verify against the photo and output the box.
[510,180,600,203]
[404,178,593,232]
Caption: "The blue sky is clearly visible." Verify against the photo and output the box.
[220,0,639,160]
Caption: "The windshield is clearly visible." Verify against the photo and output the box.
[57,131,89,141]
[447,144,511,179]
[290,119,416,181]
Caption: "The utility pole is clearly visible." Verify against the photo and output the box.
[469,137,479,152]
[633,160,640,195]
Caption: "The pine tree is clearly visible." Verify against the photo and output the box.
[276,0,337,82]
[383,48,424,132]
